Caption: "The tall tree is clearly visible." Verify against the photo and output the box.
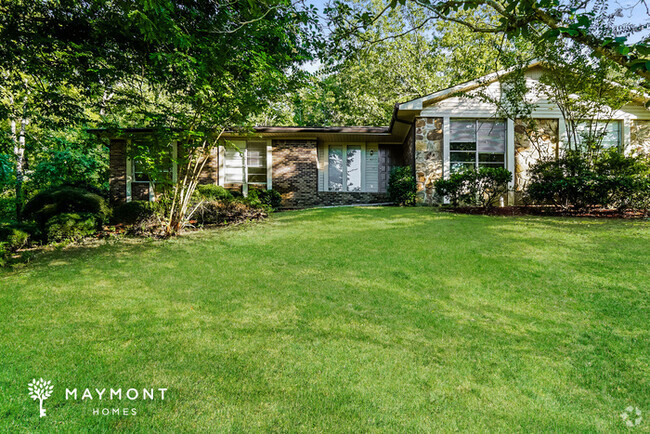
[259,0,532,126]
[0,0,319,231]
[328,0,650,84]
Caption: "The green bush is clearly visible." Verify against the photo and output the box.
[433,174,465,206]
[113,200,163,225]
[434,167,512,208]
[45,213,97,242]
[388,166,417,206]
[195,184,234,202]
[526,150,650,210]
[248,188,283,210]
[0,225,30,252]
[23,187,110,229]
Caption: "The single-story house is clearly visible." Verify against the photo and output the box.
[99,61,650,208]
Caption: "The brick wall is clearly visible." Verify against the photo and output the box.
[109,139,127,204]
[272,140,389,208]
[198,146,219,185]
[272,140,319,208]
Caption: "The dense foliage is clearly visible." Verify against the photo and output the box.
[388,166,417,206]
[112,201,164,226]
[45,213,99,243]
[249,189,283,211]
[195,185,234,203]
[22,187,110,231]
[434,167,512,208]
[526,150,650,211]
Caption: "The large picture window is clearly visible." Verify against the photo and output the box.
[450,119,506,173]
[322,143,380,193]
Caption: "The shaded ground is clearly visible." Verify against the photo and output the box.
[446,205,649,219]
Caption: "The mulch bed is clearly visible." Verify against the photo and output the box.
[443,206,649,219]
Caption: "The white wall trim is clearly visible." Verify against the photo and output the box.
[623,117,631,152]
[266,139,273,189]
[218,144,225,186]
[442,116,451,180]
[506,118,515,189]
[125,139,132,202]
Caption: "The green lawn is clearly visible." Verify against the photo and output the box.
[1,207,649,432]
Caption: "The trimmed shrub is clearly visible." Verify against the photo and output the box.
[195,184,234,202]
[0,226,30,252]
[45,213,97,242]
[113,200,163,225]
[248,189,282,211]
[526,150,650,210]
[433,174,465,206]
[388,166,417,206]
[434,167,512,208]
[23,187,110,229]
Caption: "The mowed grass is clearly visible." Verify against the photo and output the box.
[1,207,649,432]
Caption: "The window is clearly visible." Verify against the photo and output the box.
[346,146,362,192]
[132,143,174,183]
[575,120,620,150]
[223,141,269,189]
[127,140,177,202]
[328,146,344,191]
[450,119,506,173]
[322,143,379,192]
[133,159,150,182]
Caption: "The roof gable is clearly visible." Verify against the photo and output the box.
[398,60,543,111]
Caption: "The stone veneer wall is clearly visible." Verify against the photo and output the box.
[414,117,443,204]
[514,119,559,192]
[629,120,650,155]
[109,139,127,204]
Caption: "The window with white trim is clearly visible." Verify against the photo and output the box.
[321,143,379,193]
[450,119,506,173]
[575,120,621,150]
[222,140,270,190]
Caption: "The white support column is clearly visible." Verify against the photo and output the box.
[622,117,631,155]
[243,146,248,197]
[506,119,516,206]
[125,139,132,202]
[442,116,450,180]
[266,139,273,189]
[341,145,347,192]
[360,142,367,192]
[218,144,225,186]
[558,117,567,156]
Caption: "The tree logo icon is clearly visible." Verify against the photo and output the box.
[28,378,53,417]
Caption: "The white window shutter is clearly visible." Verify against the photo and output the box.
[317,144,326,191]
[365,143,379,192]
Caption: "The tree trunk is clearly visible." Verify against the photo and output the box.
[12,115,27,222]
